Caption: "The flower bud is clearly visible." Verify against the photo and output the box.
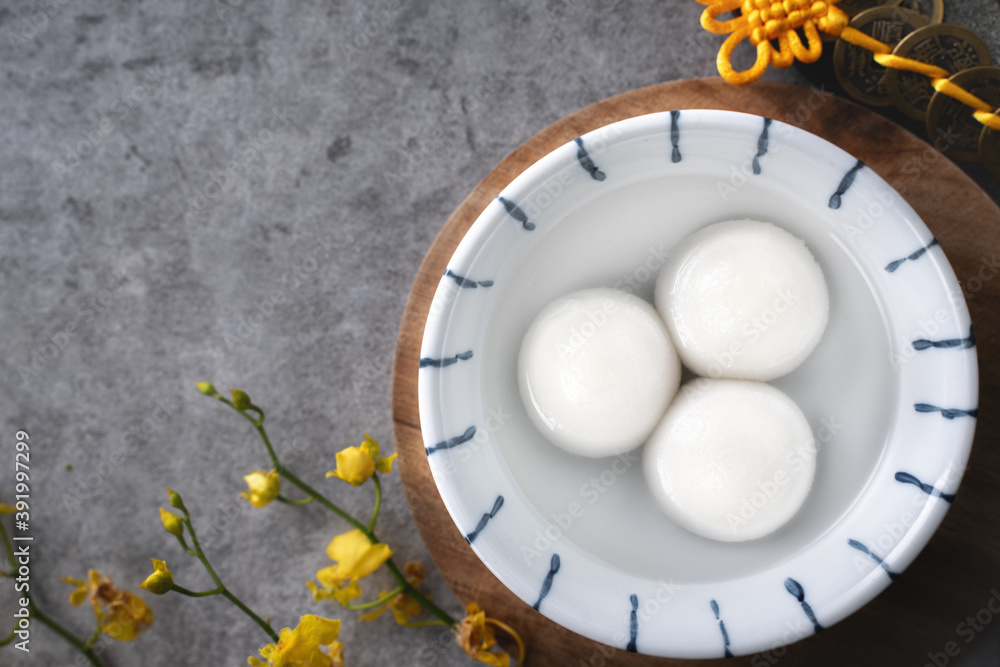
[231,389,252,411]
[240,470,281,508]
[196,382,219,397]
[167,488,187,512]
[139,559,174,595]
[159,508,184,536]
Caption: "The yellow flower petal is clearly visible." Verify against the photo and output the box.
[249,615,341,667]
[328,640,344,667]
[100,590,154,642]
[0,503,15,515]
[326,446,375,486]
[307,574,362,606]
[325,530,392,582]
[374,452,397,474]
[60,576,89,607]
[241,470,281,508]
[139,559,174,595]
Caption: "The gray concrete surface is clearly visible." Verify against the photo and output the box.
[0,1,998,665]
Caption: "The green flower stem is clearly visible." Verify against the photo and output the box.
[384,560,455,628]
[30,603,103,667]
[368,474,382,534]
[277,495,315,506]
[402,620,449,628]
[84,625,102,650]
[171,585,224,598]
[217,394,458,629]
[173,532,197,557]
[1,521,104,663]
[182,512,278,642]
[342,585,404,611]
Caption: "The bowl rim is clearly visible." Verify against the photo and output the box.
[417,108,978,658]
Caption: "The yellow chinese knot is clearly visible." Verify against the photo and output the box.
[697,0,1000,130]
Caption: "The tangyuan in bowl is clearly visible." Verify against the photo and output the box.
[417,109,977,658]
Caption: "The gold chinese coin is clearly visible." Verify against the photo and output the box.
[834,7,930,107]
[978,123,1000,182]
[887,24,992,121]
[891,0,945,24]
[926,66,1000,163]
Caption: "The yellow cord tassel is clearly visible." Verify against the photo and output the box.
[697,0,1000,131]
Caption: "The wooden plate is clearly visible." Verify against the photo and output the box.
[391,78,1000,666]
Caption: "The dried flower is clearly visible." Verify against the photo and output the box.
[60,570,154,642]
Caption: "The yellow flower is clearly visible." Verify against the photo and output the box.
[306,574,362,606]
[455,603,524,667]
[247,614,342,667]
[0,502,15,514]
[139,559,174,595]
[324,529,392,584]
[241,470,281,508]
[159,508,184,536]
[60,570,154,642]
[325,434,396,486]
[359,561,425,625]
[307,529,392,607]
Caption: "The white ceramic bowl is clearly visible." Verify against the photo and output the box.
[417,110,978,658]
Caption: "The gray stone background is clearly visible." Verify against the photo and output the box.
[1,0,998,665]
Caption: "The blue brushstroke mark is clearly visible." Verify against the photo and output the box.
[444,269,494,288]
[753,117,772,175]
[885,238,939,273]
[894,471,956,503]
[848,539,900,581]
[425,426,477,456]
[532,554,561,611]
[784,578,824,634]
[626,594,638,653]
[913,325,975,351]
[670,110,682,163]
[419,350,473,368]
[574,137,606,181]
[710,599,733,657]
[497,196,535,230]
[828,159,865,209]
[914,403,978,420]
[465,495,505,544]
